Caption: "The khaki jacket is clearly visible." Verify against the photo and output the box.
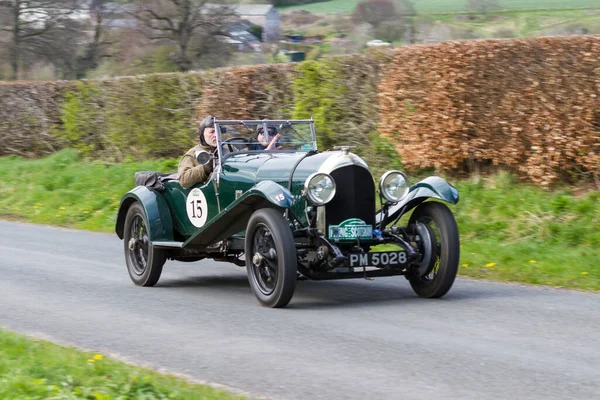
[177,144,215,188]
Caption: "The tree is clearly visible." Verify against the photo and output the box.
[75,0,114,78]
[0,0,81,80]
[468,0,500,15]
[352,0,398,27]
[133,0,235,72]
[353,0,416,43]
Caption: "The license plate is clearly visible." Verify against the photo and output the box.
[348,251,408,268]
[328,219,373,241]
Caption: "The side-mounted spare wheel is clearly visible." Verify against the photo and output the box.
[407,201,460,298]
[245,208,297,308]
[123,202,166,286]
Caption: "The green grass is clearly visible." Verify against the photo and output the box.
[280,0,600,14]
[0,328,243,399]
[0,149,177,232]
[1,150,599,291]
[450,172,600,290]
[426,8,600,38]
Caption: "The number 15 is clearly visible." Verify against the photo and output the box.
[189,199,203,218]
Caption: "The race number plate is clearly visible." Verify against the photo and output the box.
[348,251,408,268]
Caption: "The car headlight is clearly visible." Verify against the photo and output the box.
[379,171,409,203]
[304,173,336,206]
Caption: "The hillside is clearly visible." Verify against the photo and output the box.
[280,0,600,14]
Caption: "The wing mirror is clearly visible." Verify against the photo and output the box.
[196,150,213,165]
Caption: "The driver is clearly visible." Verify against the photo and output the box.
[178,115,217,188]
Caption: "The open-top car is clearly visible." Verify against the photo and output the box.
[115,119,460,308]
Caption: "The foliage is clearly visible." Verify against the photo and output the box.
[352,0,399,27]
[133,0,235,72]
[0,0,82,80]
[374,19,407,42]
[196,64,296,121]
[378,36,600,186]
[57,73,202,160]
[0,327,244,399]
[101,74,203,160]
[292,51,393,151]
[59,82,105,155]
[0,81,74,157]
[0,35,598,186]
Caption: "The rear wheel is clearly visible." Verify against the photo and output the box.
[245,208,297,308]
[123,202,166,286]
[407,202,459,298]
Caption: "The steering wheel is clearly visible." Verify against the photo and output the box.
[222,137,250,154]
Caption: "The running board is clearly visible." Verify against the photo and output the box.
[152,241,184,248]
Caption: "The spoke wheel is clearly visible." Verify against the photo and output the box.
[251,225,279,295]
[123,202,166,286]
[245,208,297,308]
[407,202,459,298]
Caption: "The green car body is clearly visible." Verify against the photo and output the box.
[115,119,461,308]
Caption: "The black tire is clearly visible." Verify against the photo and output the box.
[245,208,297,308]
[123,202,166,287]
[407,202,460,298]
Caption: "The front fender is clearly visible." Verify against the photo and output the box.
[183,180,293,248]
[376,176,459,226]
[115,186,174,242]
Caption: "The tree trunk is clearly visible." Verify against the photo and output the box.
[10,2,20,80]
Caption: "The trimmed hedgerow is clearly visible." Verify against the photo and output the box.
[0,81,74,157]
[0,36,598,186]
[291,50,398,173]
[378,36,600,186]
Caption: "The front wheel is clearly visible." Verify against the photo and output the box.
[123,202,166,286]
[245,208,297,308]
[407,202,460,298]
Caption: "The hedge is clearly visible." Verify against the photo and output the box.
[378,36,600,185]
[0,36,598,185]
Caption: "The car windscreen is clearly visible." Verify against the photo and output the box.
[216,122,315,154]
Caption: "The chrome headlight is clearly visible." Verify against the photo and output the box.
[379,170,409,203]
[304,173,336,206]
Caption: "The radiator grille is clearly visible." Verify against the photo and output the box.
[326,166,375,228]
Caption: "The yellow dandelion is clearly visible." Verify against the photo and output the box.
[93,354,103,360]
[462,263,469,267]
[485,262,496,268]
[529,260,536,263]
[581,272,589,276]
[59,206,66,210]
[87,359,95,363]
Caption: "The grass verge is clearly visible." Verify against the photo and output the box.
[0,328,244,399]
[1,149,599,291]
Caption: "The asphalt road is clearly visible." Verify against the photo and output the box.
[1,219,599,400]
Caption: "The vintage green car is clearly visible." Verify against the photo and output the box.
[115,119,460,308]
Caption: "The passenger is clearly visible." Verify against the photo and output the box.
[248,125,282,150]
[178,115,217,188]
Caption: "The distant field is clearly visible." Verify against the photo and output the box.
[280,0,600,14]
